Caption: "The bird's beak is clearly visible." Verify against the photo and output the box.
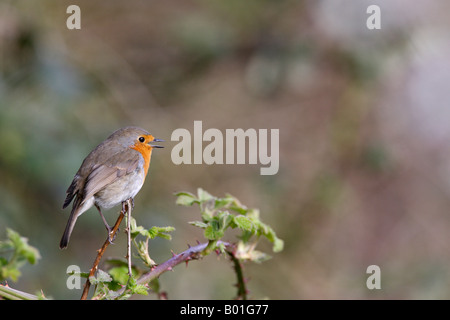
[150,138,164,148]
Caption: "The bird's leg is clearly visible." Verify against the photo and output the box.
[95,204,116,244]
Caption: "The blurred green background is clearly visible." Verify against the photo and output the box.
[2,0,450,299]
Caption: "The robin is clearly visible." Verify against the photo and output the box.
[60,126,163,249]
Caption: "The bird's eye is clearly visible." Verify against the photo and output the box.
[139,136,145,143]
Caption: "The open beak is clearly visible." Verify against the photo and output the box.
[150,138,164,148]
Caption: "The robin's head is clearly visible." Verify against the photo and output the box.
[109,126,164,150]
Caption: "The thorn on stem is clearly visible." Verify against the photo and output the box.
[159,292,168,300]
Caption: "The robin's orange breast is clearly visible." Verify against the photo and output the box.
[130,134,154,179]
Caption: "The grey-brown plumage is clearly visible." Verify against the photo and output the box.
[60,127,163,249]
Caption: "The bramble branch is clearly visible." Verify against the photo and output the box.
[227,250,248,300]
[139,240,233,285]
[80,201,129,300]
[112,240,241,297]
[0,283,42,300]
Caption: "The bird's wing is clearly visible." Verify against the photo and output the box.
[83,150,141,202]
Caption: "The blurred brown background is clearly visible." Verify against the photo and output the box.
[1,0,450,299]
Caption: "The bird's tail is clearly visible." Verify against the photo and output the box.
[60,210,78,249]
[60,198,82,249]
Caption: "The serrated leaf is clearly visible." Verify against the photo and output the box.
[214,196,234,209]
[197,188,214,202]
[132,284,149,296]
[124,275,148,296]
[175,189,285,260]
[6,229,40,265]
[204,225,224,240]
[147,227,159,239]
[0,229,40,282]
[233,215,254,232]
[217,211,233,230]
[175,192,198,206]
[90,269,112,285]
[147,226,175,240]
[230,205,248,215]
[189,221,208,229]
[97,269,113,282]
[224,195,248,214]
[105,290,122,300]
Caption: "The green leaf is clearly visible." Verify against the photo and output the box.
[176,189,285,260]
[201,208,213,222]
[97,269,113,283]
[126,275,149,296]
[217,211,233,230]
[197,188,214,203]
[247,208,260,219]
[233,215,254,232]
[147,226,175,240]
[147,278,161,294]
[109,266,130,285]
[89,269,112,285]
[189,221,208,229]
[131,284,149,296]
[214,195,235,209]
[6,229,40,265]
[130,218,175,241]
[0,229,40,282]
[175,192,198,206]
[147,227,158,239]
[238,230,253,243]
[1,266,21,282]
[255,222,284,253]
[130,217,148,238]
[204,224,224,241]
[225,194,248,215]
[272,238,284,253]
